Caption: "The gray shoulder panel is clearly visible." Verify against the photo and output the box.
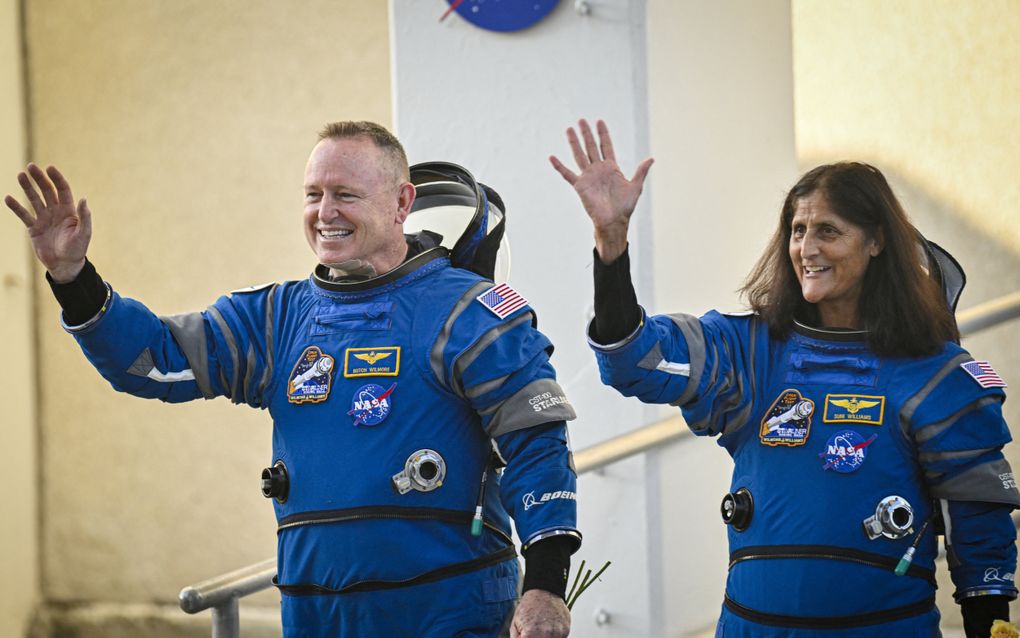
[465,373,513,400]
[161,312,216,399]
[914,396,1002,445]
[256,284,278,400]
[667,313,706,408]
[900,352,972,439]
[206,306,240,401]
[455,312,535,396]
[747,317,760,413]
[242,343,257,404]
[430,280,494,390]
[486,379,576,438]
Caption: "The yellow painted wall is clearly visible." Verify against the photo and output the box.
[794,1,1020,630]
[19,0,391,624]
[1,1,38,636]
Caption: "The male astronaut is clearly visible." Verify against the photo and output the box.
[5,121,580,638]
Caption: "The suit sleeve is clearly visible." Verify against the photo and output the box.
[429,280,580,551]
[905,352,1020,600]
[589,309,759,438]
[65,282,280,409]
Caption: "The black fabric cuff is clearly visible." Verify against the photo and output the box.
[521,535,572,599]
[592,245,641,345]
[46,259,107,326]
[961,595,1010,638]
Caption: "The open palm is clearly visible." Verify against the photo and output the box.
[549,119,653,262]
[5,164,91,282]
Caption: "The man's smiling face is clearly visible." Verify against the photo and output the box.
[303,136,412,274]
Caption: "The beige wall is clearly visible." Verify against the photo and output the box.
[15,1,390,633]
[1,1,38,636]
[795,0,1020,254]
[794,1,1020,631]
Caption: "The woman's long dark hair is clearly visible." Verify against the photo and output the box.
[741,162,959,357]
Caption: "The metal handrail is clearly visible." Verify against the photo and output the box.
[179,289,1020,636]
[957,290,1020,335]
[179,558,276,637]
[574,415,692,473]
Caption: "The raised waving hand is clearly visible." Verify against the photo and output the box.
[549,119,653,263]
[5,164,91,282]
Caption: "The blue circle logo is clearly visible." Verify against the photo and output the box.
[347,382,396,427]
[819,430,877,473]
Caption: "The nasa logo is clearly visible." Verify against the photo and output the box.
[347,382,397,427]
[286,346,335,404]
[819,429,877,473]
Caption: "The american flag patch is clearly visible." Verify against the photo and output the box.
[960,360,1007,388]
[476,283,528,319]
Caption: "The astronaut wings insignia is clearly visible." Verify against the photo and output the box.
[830,398,880,414]
[354,351,391,365]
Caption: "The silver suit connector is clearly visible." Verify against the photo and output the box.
[392,449,447,495]
[863,495,915,540]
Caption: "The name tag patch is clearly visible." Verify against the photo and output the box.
[823,394,885,425]
[344,347,400,377]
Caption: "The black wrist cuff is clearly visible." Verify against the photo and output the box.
[961,594,1010,638]
[592,245,641,344]
[521,535,572,599]
[46,258,107,326]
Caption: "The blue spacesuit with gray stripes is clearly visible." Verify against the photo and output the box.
[66,247,580,637]
[591,309,1019,637]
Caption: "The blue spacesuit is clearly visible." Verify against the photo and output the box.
[65,245,580,637]
[591,308,1019,637]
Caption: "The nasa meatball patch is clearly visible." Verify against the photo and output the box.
[819,430,877,473]
[348,382,396,427]
[760,389,815,447]
[287,346,335,404]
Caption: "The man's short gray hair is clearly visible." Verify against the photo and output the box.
[317,121,409,181]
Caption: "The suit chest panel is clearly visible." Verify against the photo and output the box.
[740,337,920,488]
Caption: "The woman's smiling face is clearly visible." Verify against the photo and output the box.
[789,191,883,329]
